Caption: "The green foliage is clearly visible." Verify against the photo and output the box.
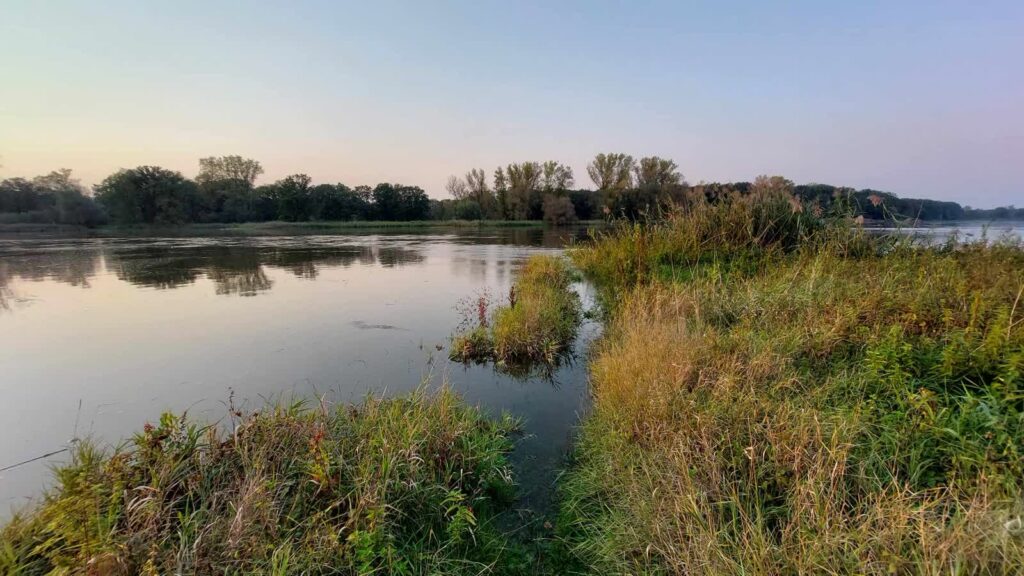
[197,156,263,187]
[94,166,198,225]
[0,170,105,226]
[371,183,430,221]
[541,194,577,225]
[586,153,634,192]
[562,196,1024,574]
[6,155,1017,230]
[0,388,524,575]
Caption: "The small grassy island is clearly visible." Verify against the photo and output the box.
[450,254,582,366]
[3,190,1022,575]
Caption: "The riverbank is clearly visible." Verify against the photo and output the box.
[0,219,606,239]
[0,388,532,575]
[4,195,1022,574]
[560,192,1024,573]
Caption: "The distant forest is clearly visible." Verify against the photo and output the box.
[1,155,1020,227]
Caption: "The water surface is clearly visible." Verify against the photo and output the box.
[0,227,597,515]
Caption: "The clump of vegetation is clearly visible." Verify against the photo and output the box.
[450,255,582,366]
[560,194,1024,574]
[0,388,526,575]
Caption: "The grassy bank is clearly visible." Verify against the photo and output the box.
[1,389,528,575]
[450,254,582,366]
[560,192,1024,574]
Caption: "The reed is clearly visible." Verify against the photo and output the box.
[0,388,527,575]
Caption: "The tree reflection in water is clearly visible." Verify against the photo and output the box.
[0,243,428,299]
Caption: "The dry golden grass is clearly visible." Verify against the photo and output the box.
[561,206,1024,574]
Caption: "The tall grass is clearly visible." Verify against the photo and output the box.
[561,196,1024,574]
[0,388,527,575]
[450,254,582,365]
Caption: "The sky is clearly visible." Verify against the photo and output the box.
[1,0,1021,206]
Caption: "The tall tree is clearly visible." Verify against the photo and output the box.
[273,174,313,221]
[445,175,469,200]
[493,167,509,219]
[587,153,634,191]
[373,183,429,220]
[634,156,683,189]
[94,166,198,224]
[465,168,496,218]
[196,156,264,187]
[540,161,574,192]
[32,169,86,195]
[504,162,542,220]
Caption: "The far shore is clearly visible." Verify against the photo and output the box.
[0,219,607,238]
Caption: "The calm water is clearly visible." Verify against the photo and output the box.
[2,221,1019,517]
[0,227,598,515]
[867,220,1024,243]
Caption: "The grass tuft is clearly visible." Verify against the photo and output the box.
[450,254,582,366]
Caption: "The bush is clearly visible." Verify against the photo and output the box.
[541,194,577,225]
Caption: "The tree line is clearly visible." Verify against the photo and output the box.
[1,154,1019,227]
[0,157,429,226]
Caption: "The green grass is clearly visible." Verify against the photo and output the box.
[560,192,1024,574]
[0,388,530,575]
[450,254,582,366]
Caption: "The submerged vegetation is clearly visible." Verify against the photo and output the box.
[560,189,1024,573]
[0,389,526,575]
[450,254,582,366]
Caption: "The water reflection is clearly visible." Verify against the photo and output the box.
[0,243,429,299]
[0,228,602,515]
[0,249,100,289]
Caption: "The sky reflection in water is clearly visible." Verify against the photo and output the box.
[0,228,597,514]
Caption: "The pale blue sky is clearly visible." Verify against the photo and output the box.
[2,0,1021,205]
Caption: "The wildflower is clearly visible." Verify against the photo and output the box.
[477,295,489,328]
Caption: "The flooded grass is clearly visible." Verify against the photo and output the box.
[0,388,531,575]
[559,195,1024,574]
[450,254,582,366]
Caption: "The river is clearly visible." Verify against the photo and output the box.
[0,226,599,516]
[2,221,1020,517]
